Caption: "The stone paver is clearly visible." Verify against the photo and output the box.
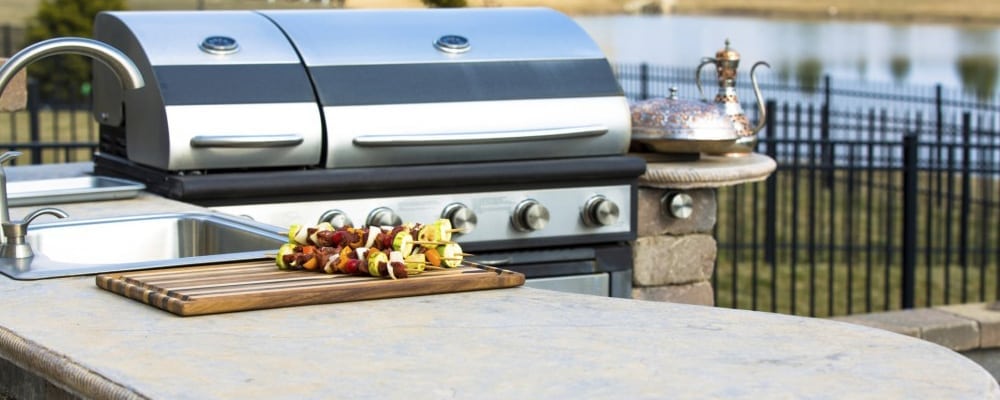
[834,308,980,351]
[631,281,714,306]
[938,303,1000,348]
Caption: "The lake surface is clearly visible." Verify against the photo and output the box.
[574,14,999,92]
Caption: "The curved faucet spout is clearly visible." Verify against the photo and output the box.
[0,37,144,97]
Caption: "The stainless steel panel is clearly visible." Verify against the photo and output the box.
[161,103,322,170]
[524,273,610,297]
[323,97,630,168]
[258,8,606,66]
[212,184,633,246]
[95,11,301,66]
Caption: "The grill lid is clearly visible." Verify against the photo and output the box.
[93,8,630,172]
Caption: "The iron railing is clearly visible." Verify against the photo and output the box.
[618,63,999,317]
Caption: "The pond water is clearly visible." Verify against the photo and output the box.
[574,14,1000,94]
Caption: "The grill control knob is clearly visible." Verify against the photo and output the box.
[442,203,477,235]
[511,199,549,232]
[318,209,353,229]
[582,195,620,227]
[367,207,402,228]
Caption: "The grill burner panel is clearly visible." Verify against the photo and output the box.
[213,184,633,252]
[94,154,642,251]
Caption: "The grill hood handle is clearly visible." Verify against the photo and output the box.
[352,125,607,147]
[190,134,304,148]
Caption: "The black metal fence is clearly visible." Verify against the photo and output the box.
[616,62,1000,317]
[0,79,98,166]
[0,24,25,57]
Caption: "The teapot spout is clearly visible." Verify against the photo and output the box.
[750,61,770,135]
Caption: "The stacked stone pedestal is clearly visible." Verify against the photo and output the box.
[631,153,776,306]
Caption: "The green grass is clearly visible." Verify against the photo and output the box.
[715,258,1000,318]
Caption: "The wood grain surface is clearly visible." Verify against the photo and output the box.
[96,260,525,316]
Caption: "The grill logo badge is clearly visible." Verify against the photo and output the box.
[200,36,240,55]
[433,35,470,54]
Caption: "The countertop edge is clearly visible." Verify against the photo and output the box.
[0,325,146,400]
[637,152,777,189]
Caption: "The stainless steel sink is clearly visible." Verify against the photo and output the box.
[0,212,286,280]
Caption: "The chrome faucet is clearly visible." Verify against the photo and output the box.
[0,37,145,258]
[0,37,145,97]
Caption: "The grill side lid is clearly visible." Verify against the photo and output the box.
[259,7,631,168]
[92,11,323,171]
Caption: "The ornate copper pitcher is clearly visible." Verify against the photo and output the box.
[696,39,769,155]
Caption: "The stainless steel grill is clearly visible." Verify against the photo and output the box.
[90,8,644,297]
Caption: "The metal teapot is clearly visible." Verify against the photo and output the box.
[695,39,769,155]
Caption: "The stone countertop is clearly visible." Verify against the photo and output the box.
[637,152,777,189]
[0,163,996,399]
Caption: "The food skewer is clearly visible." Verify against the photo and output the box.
[272,218,471,279]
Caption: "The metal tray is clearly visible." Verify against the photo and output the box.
[7,176,145,206]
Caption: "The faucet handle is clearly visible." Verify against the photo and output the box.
[0,151,21,166]
[18,207,69,227]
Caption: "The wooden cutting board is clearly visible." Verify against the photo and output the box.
[96,260,525,316]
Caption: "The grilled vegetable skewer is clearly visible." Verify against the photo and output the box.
[274,219,465,279]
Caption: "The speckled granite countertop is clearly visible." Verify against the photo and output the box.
[0,163,995,399]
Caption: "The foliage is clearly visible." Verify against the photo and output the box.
[795,58,823,94]
[889,55,911,85]
[25,0,127,103]
[421,0,467,7]
[956,55,999,101]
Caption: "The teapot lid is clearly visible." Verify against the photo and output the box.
[630,87,738,141]
[714,39,740,62]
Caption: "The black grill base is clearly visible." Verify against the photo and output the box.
[93,153,647,206]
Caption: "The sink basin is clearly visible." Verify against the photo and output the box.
[0,212,286,280]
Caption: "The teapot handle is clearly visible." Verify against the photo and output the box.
[694,57,716,101]
[750,61,771,135]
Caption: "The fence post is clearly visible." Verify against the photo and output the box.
[821,75,833,189]
[959,112,972,303]
[901,131,919,309]
[2,24,10,57]
[639,63,649,100]
[764,100,778,264]
[935,84,943,206]
[27,78,41,164]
